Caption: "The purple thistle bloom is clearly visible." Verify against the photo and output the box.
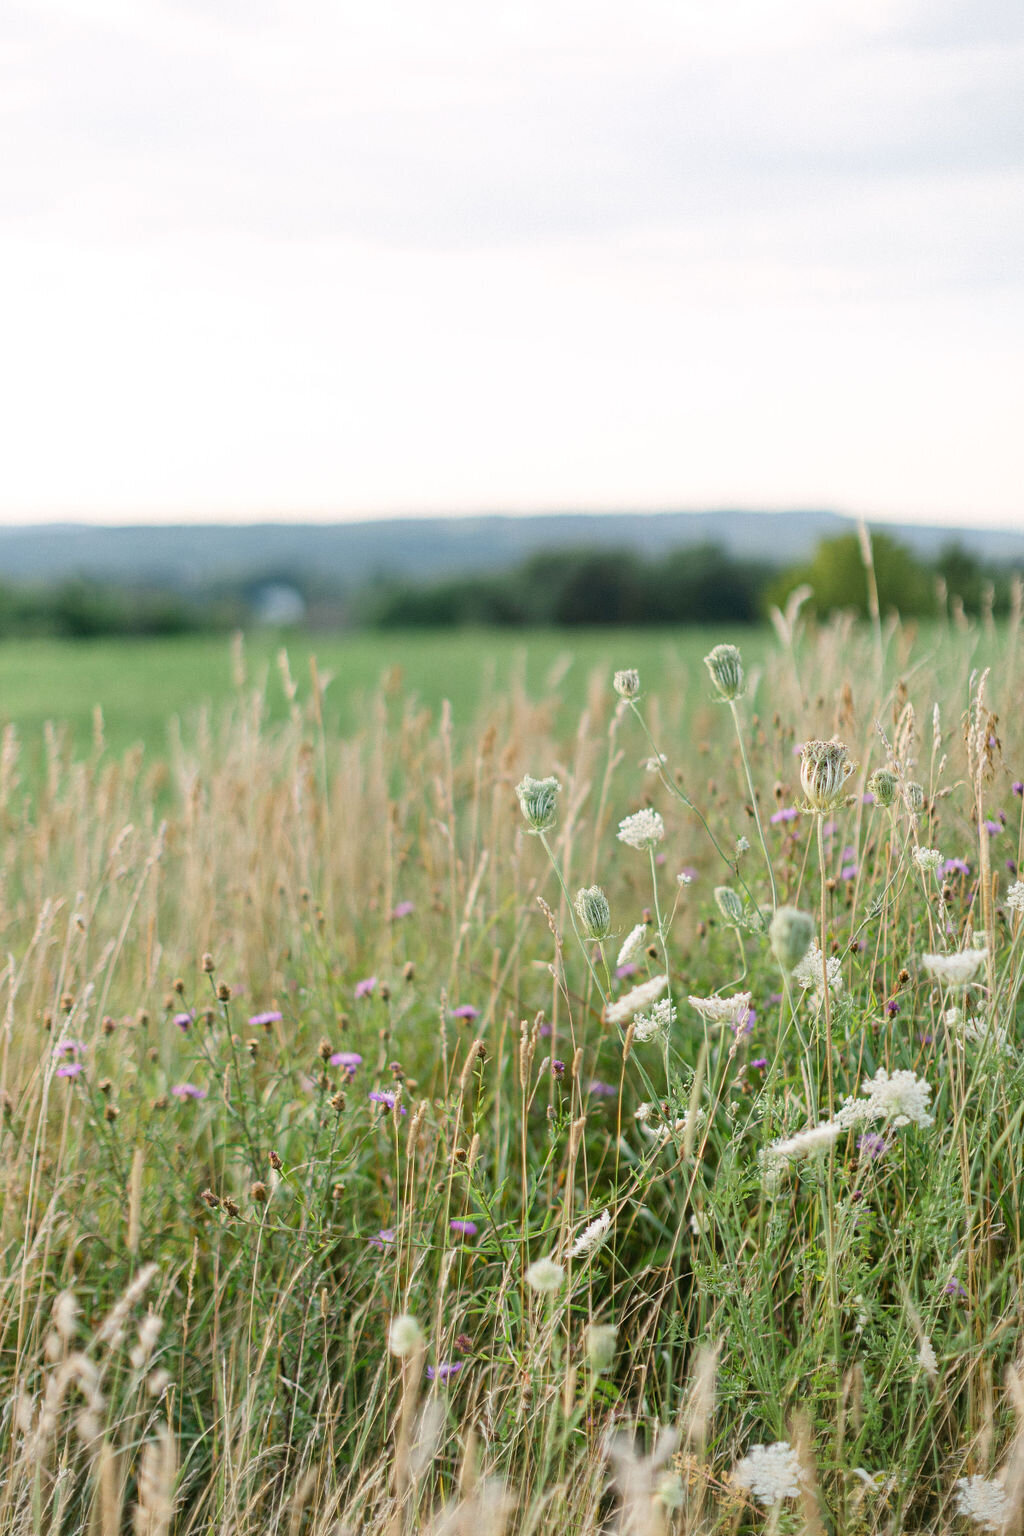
[841,863,858,881]
[426,1362,463,1382]
[368,1228,396,1248]
[173,1012,194,1031]
[858,1132,890,1160]
[450,1219,478,1236]
[551,1059,566,1076]
[862,792,876,804]
[616,963,638,979]
[170,1083,207,1100]
[1013,781,1024,797]
[944,1278,968,1298]
[822,820,837,838]
[330,1051,363,1073]
[369,1089,406,1114]
[770,807,799,825]
[984,819,1002,836]
[56,1062,84,1078]
[587,1080,618,1098]
[885,999,900,1016]
[941,858,971,878]
[54,1039,87,1058]
[734,1008,755,1037]
[355,976,377,999]
[751,1057,768,1070]
[248,1010,282,1027]
[451,1004,479,1021]
[391,900,415,918]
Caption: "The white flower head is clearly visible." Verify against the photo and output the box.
[922,948,987,988]
[914,847,944,871]
[604,974,669,1027]
[677,870,694,885]
[688,991,753,1028]
[525,1256,564,1294]
[1006,880,1024,914]
[793,939,843,1005]
[733,1441,803,1506]
[617,808,665,850]
[632,998,676,1043]
[954,1475,1011,1532]
[616,922,648,968]
[569,1209,612,1260]
[849,1067,934,1129]
[388,1315,423,1358]
[613,668,640,699]
[917,1335,938,1377]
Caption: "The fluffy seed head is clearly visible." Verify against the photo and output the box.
[525,1256,565,1294]
[515,775,561,833]
[388,1314,424,1358]
[604,974,669,1027]
[586,1323,618,1371]
[704,644,745,701]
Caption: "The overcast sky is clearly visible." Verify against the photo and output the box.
[1,0,1021,526]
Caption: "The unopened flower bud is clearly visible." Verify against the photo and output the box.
[515,775,561,834]
[714,886,745,927]
[613,669,640,700]
[905,781,925,815]
[799,738,855,812]
[867,768,898,808]
[769,905,815,972]
[574,885,612,941]
[703,644,745,701]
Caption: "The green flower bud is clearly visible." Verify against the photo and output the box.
[613,668,641,699]
[905,781,925,815]
[573,885,612,941]
[769,905,815,973]
[703,644,745,702]
[515,775,561,833]
[714,886,745,927]
[867,768,898,809]
[799,738,855,812]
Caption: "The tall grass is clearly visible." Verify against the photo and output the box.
[0,606,1022,1534]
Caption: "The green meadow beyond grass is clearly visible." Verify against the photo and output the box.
[0,609,1022,1536]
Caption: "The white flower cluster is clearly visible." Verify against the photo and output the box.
[569,1209,611,1259]
[947,1006,1012,1055]
[1006,880,1024,913]
[687,990,752,1027]
[617,808,665,850]
[954,1475,1011,1532]
[762,1068,934,1180]
[733,1441,803,1506]
[922,948,987,987]
[793,939,843,1004]
[604,974,669,1027]
[616,922,648,968]
[913,846,944,871]
[632,998,676,1043]
[637,1104,706,1145]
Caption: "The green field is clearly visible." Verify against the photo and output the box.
[0,627,773,756]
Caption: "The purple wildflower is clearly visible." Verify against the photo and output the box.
[248,1010,282,1028]
[587,1080,618,1098]
[355,976,377,999]
[841,863,858,881]
[538,1022,552,1037]
[984,819,1002,836]
[427,1362,463,1382]
[391,900,414,918]
[1013,781,1024,797]
[616,963,638,979]
[551,1059,566,1076]
[170,1083,207,1100]
[734,1008,755,1037]
[941,858,971,878]
[862,792,876,804]
[751,1057,768,1070]
[56,1063,84,1078]
[173,1012,194,1031]
[768,991,784,1004]
[451,1004,479,1021]
[770,807,799,825]
[944,1279,968,1299]
[368,1228,396,1249]
[54,1040,87,1058]
[369,1089,406,1114]
[330,1051,363,1073]
[450,1219,478,1236]
[858,1132,889,1160]
[885,999,900,1016]
[822,820,837,839]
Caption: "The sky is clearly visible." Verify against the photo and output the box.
[0,0,1021,527]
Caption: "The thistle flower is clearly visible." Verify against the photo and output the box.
[56,1063,85,1078]
[914,847,944,871]
[329,1051,363,1073]
[616,922,647,968]
[799,738,855,812]
[525,1257,564,1294]
[867,768,898,808]
[613,669,640,699]
[954,1475,1011,1532]
[921,948,987,987]
[617,808,665,850]
[632,998,676,1042]
[574,885,612,941]
[355,976,377,999]
[733,1441,803,1506]
[604,974,669,1027]
[769,906,815,972]
[170,1083,207,1100]
[515,774,561,833]
[388,1314,423,1358]
[703,643,745,701]
[449,1219,478,1237]
[248,1010,282,1028]
[569,1209,612,1259]
[687,991,753,1028]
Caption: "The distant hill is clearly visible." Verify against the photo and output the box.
[2,511,1022,591]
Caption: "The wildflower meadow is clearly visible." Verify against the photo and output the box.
[2,601,1024,1535]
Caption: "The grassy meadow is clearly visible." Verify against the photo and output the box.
[1,607,1023,1534]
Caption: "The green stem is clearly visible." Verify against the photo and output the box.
[728,698,778,913]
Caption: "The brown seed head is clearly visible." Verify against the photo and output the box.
[216,982,231,1002]
[250,1181,268,1203]
[201,952,215,973]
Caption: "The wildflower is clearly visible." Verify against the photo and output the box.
[858,1131,890,1159]
[369,1089,407,1114]
[56,1063,85,1078]
[426,1361,463,1381]
[569,1210,611,1260]
[368,1228,396,1248]
[984,819,1002,836]
[587,1080,617,1098]
[391,900,415,918]
[515,774,561,833]
[793,939,843,1001]
[770,806,799,824]
[449,1219,478,1237]
[848,1067,934,1128]
[1014,782,1024,798]
[604,974,669,1027]
[617,808,665,850]
[922,948,987,987]
[735,834,750,854]
[172,1012,193,1031]
[687,991,753,1027]
[942,857,971,878]
[733,1441,803,1506]
[1006,881,1024,913]
[632,998,676,1043]
[714,885,744,926]
[954,1475,1010,1532]
[944,1279,968,1298]
[905,781,925,814]
[330,1051,363,1073]
[763,1120,846,1170]
[574,885,612,941]
[585,1323,617,1371]
[918,1336,938,1376]
[915,847,944,871]
[677,868,696,883]
[388,1315,423,1357]
[867,768,899,808]
[451,1004,479,1020]
[704,643,745,701]
[799,738,855,812]
[170,1083,207,1100]
[613,668,640,699]
[525,1257,564,1294]
[248,1010,282,1027]
[355,976,377,999]
[54,1040,87,1058]
[616,923,647,968]
[769,906,815,972]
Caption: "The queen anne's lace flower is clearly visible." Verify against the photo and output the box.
[844,1067,934,1129]
[793,939,843,999]
[1006,880,1024,913]
[954,1475,1011,1532]
[632,998,676,1042]
[569,1209,612,1259]
[616,923,648,968]
[617,808,665,850]
[914,847,944,871]
[922,948,987,987]
[687,991,752,1027]
[604,975,669,1027]
[733,1441,803,1506]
